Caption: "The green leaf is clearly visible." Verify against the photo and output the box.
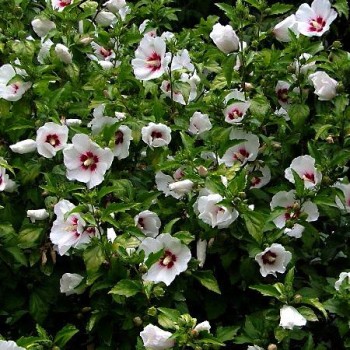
[157,307,181,329]
[83,244,105,275]
[241,210,266,244]
[173,231,195,244]
[145,249,164,269]
[54,324,79,348]
[163,218,180,234]
[333,0,349,18]
[17,227,43,249]
[289,104,310,130]
[109,279,142,297]
[297,306,318,322]
[223,54,236,86]
[102,202,138,219]
[269,3,293,15]
[5,246,27,266]
[216,326,240,342]
[302,297,328,319]
[29,291,49,324]
[284,267,295,296]
[192,270,221,294]
[291,168,305,197]
[215,3,236,20]
[250,284,283,299]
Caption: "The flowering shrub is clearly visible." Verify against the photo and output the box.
[0,0,350,349]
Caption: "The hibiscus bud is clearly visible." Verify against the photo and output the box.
[272,141,281,149]
[133,316,143,326]
[292,202,300,211]
[153,285,165,297]
[27,209,49,223]
[78,36,94,45]
[55,44,73,64]
[95,10,116,26]
[50,248,57,264]
[268,344,277,350]
[147,306,157,316]
[326,135,334,143]
[197,166,208,177]
[82,307,92,313]
[293,294,302,303]
[10,139,37,154]
[209,23,240,54]
[31,18,56,37]
[238,191,246,199]
[322,175,332,185]
[243,82,254,91]
[41,251,47,265]
[139,264,148,274]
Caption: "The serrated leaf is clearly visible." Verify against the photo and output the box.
[173,231,195,244]
[216,325,240,342]
[18,227,43,249]
[241,210,266,244]
[158,307,181,329]
[54,324,79,348]
[250,284,283,298]
[333,0,349,18]
[109,279,142,297]
[145,249,164,269]
[192,270,221,294]
[289,104,309,130]
[302,297,327,319]
[269,3,293,15]
[297,306,318,322]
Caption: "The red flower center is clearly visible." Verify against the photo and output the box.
[67,216,80,237]
[99,47,112,59]
[262,251,277,265]
[0,175,3,185]
[303,172,315,183]
[251,176,261,186]
[85,227,96,236]
[147,52,162,72]
[233,148,250,162]
[284,205,301,221]
[228,109,243,120]
[151,131,163,139]
[138,217,145,228]
[46,134,60,147]
[80,151,99,171]
[159,250,177,269]
[309,16,326,32]
[12,83,20,94]
[277,88,289,103]
[59,0,71,7]
[115,130,124,145]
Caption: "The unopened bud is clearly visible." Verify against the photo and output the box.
[79,36,94,45]
[139,264,148,274]
[268,344,277,350]
[41,251,47,266]
[294,294,302,303]
[153,285,165,297]
[272,141,281,149]
[292,201,300,211]
[332,41,342,49]
[147,307,157,317]
[244,82,254,91]
[133,316,143,326]
[238,191,246,199]
[82,307,92,313]
[197,165,208,177]
[103,89,110,98]
[322,176,332,185]
[50,248,57,264]
[326,135,334,144]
